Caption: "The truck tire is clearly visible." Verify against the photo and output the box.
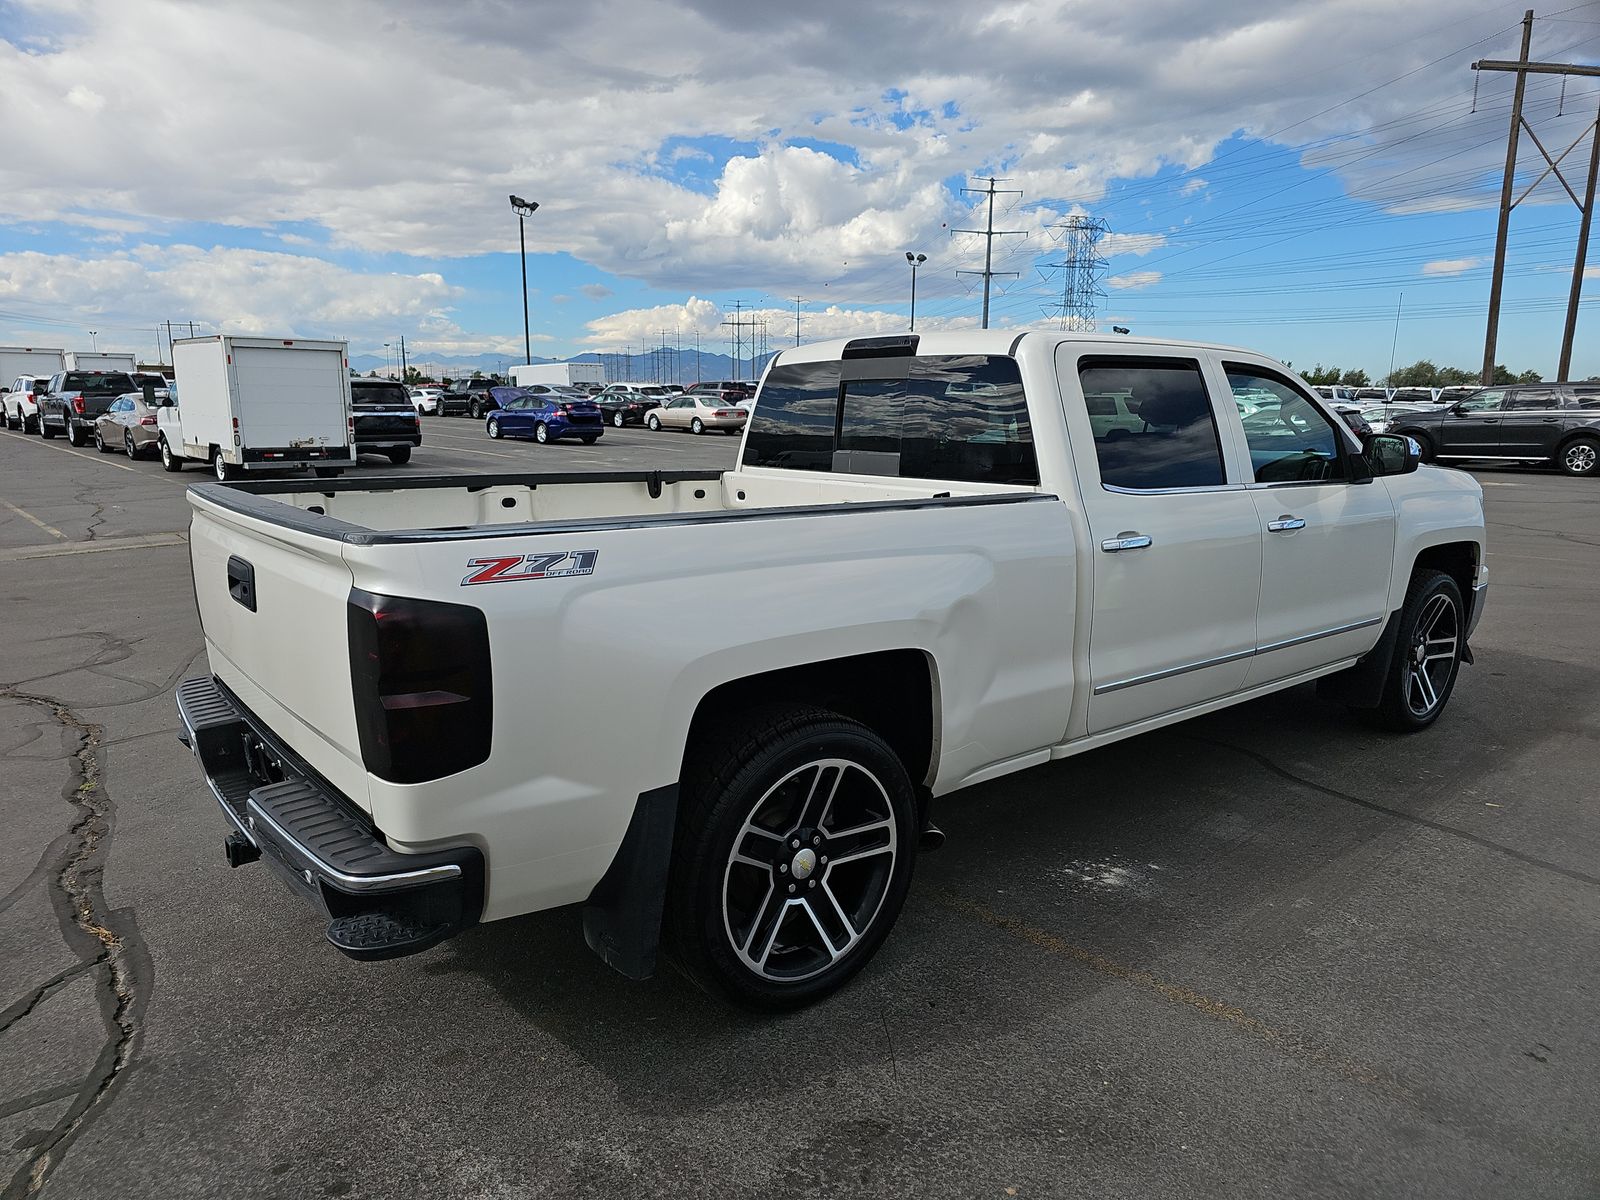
[160,437,184,472]
[386,446,412,465]
[66,421,86,447]
[1559,435,1598,477]
[666,705,917,1010]
[213,452,240,482]
[1358,569,1464,732]
[40,415,57,439]
[469,400,481,421]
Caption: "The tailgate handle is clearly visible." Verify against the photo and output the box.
[227,556,257,612]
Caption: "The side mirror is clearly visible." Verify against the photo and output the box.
[1364,432,1420,477]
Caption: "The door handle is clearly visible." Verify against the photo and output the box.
[1101,534,1153,552]
[1267,517,1306,532]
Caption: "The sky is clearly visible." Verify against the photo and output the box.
[1,0,1599,380]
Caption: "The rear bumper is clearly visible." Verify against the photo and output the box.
[240,445,351,465]
[175,674,483,960]
[553,422,604,438]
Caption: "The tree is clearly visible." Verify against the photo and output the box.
[1515,369,1542,384]
[1436,365,1477,386]
[1339,368,1370,386]
[1301,364,1343,385]
[403,366,426,385]
[1387,359,1439,387]
[1487,365,1542,385]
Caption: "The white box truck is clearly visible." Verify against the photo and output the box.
[0,346,67,384]
[509,361,605,388]
[158,336,353,481]
[64,350,138,373]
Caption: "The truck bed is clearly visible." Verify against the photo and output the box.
[194,466,1040,540]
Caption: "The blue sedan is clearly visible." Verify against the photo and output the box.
[485,391,606,445]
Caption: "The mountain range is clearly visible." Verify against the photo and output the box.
[348,348,776,384]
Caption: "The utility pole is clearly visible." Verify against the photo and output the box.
[955,176,1023,329]
[789,297,806,345]
[1474,13,1600,381]
[721,302,760,381]
[1562,100,1600,381]
[398,334,408,383]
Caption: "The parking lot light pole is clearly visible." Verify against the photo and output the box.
[89,329,98,350]
[509,196,540,368]
[905,253,926,331]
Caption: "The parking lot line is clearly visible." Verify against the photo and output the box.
[0,428,141,474]
[1,497,68,540]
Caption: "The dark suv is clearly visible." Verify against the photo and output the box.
[350,379,423,465]
[1387,384,1600,476]
[37,371,138,445]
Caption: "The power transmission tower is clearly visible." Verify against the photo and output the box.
[954,176,1024,328]
[1474,10,1600,382]
[789,297,807,345]
[1039,216,1109,331]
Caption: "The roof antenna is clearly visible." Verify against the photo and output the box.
[1470,71,1480,113]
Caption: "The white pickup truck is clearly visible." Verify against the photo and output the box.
[175,331,1487,1008]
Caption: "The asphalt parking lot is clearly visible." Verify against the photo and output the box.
[1,424,1596,1199]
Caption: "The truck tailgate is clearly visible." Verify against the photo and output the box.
[188,496,370,808]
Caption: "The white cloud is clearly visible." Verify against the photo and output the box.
[1421,258,1482,277]
[1101,232,1167,258]
[577,283,614,301]
[1107,271,1162,290]
[0,0,1544,293]
[581,297,976,348]
[0,245,525,357]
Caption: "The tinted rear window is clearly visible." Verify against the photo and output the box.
[351,382,411,405]
[743,354,1038,485]
[64,372,135,392]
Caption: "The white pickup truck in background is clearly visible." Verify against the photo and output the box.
[174,330,1486,1008]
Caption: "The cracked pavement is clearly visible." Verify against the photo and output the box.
[2,426,1598,1198]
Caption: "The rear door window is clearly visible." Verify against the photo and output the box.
[742,354,1038,484]
[1075,359,1226,490]
[1505,389,1560,411]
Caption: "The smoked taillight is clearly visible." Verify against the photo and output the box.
[347,590,492,783]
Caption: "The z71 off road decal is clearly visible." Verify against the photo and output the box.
[461,550,599,586]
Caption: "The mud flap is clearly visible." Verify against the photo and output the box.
[1316,608,1404,709]
[582,783,678,980]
